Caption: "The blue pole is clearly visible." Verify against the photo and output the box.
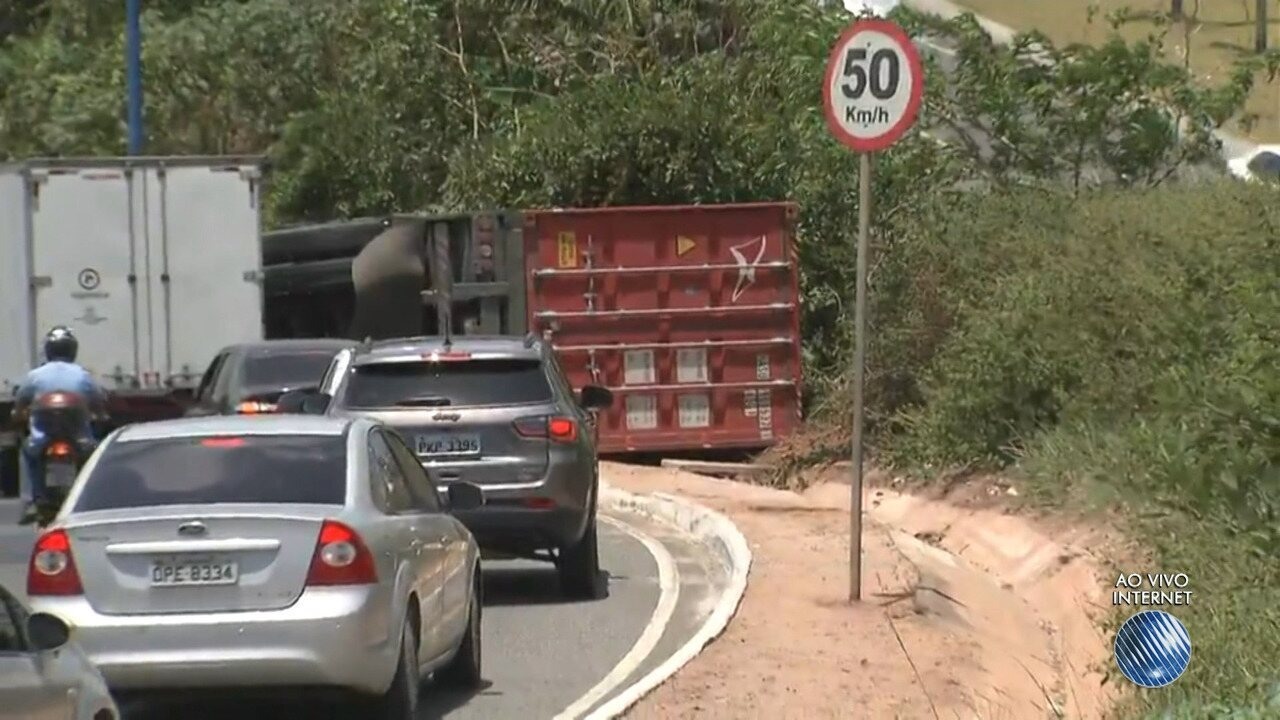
[126,0,143,155]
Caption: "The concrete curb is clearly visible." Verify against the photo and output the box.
[589,483,753,720]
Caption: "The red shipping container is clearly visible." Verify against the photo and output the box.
[523,203,803,453]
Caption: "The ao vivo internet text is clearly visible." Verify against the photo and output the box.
[1112,572,1194,606]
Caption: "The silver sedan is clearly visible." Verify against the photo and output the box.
[24,415,484,720]
[0,581,118,720]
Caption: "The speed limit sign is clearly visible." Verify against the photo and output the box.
[822,19,923,152]
[823,18,925,605]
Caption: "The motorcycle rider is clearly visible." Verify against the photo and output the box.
[12,326,106,525]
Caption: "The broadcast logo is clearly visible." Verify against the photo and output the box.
[1113,610,1192,688]
[1111,573,1192,688]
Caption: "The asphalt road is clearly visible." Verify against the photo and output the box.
[0,498,716,720]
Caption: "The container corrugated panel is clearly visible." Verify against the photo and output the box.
[523,203,803,453]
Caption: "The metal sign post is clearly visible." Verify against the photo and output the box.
[126,0,143,154]
[822,18,924,602]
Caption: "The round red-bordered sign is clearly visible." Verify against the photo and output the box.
[822,19,924,153]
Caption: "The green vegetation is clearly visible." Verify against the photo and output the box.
[884,186,1279,716]
[0,2,1263,365]
[772,183,1280,718]
[2,2,1277,716]
[954,0,1280,142]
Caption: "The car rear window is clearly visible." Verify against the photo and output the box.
[342,359,553,408]
[74,434,347,512]
[242,350,338,388]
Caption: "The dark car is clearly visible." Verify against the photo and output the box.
[187,339,355,416]
[298,335,614,599]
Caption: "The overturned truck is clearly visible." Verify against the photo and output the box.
[263,204,805,455]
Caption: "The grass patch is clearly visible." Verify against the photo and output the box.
[770,182,1279,716]
[1021,423,1280,717]
[953,0,1280,143]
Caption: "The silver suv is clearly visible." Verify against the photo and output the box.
[305,335,614,599]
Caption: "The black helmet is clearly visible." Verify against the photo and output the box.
[44,325,78,363]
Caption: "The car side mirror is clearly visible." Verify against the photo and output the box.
[446,482,484,512]
[277,387,329,415]
[578,384,614,410]
[302,393,333,415]
[27,612,70,651]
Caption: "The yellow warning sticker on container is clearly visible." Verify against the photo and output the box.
[676,235,697,257]
[557,232,577,268]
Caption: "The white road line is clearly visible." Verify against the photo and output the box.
[585,488,753,720]
[553,515,681,720]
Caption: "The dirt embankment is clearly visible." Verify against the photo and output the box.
[604,462,1121,720]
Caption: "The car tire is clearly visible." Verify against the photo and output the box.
[558,513,603,600]
[437,571,483,688]
[351,619,419,720]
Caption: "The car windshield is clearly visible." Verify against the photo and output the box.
[242,350,338,389]
[342,359,553,408]
[74,434,347,511]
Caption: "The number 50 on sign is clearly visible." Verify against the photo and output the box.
[822,19,923,153]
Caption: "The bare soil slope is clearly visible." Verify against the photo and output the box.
[605,462,1118,719]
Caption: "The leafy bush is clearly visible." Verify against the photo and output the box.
[2,1,1260,380]
[837,183,1280,713]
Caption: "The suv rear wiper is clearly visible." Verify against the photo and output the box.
[393,396,453,407]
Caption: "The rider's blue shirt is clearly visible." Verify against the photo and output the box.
[16,361,103,439]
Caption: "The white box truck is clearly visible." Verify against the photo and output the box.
[0,156,266,495]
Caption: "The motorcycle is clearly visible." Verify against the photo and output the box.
[20,391,97,528]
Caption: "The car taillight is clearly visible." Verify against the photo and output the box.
[513,415,578,443]
[305,520,378,586]
[236,401,277,414]
[28,529,83,596]
[46,440,74,458]
[548,417,578,442]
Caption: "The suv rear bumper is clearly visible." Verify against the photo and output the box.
[453,504,589,552]
[429,449,596,552]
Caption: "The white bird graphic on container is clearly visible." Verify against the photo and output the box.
[729,235,768,303]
